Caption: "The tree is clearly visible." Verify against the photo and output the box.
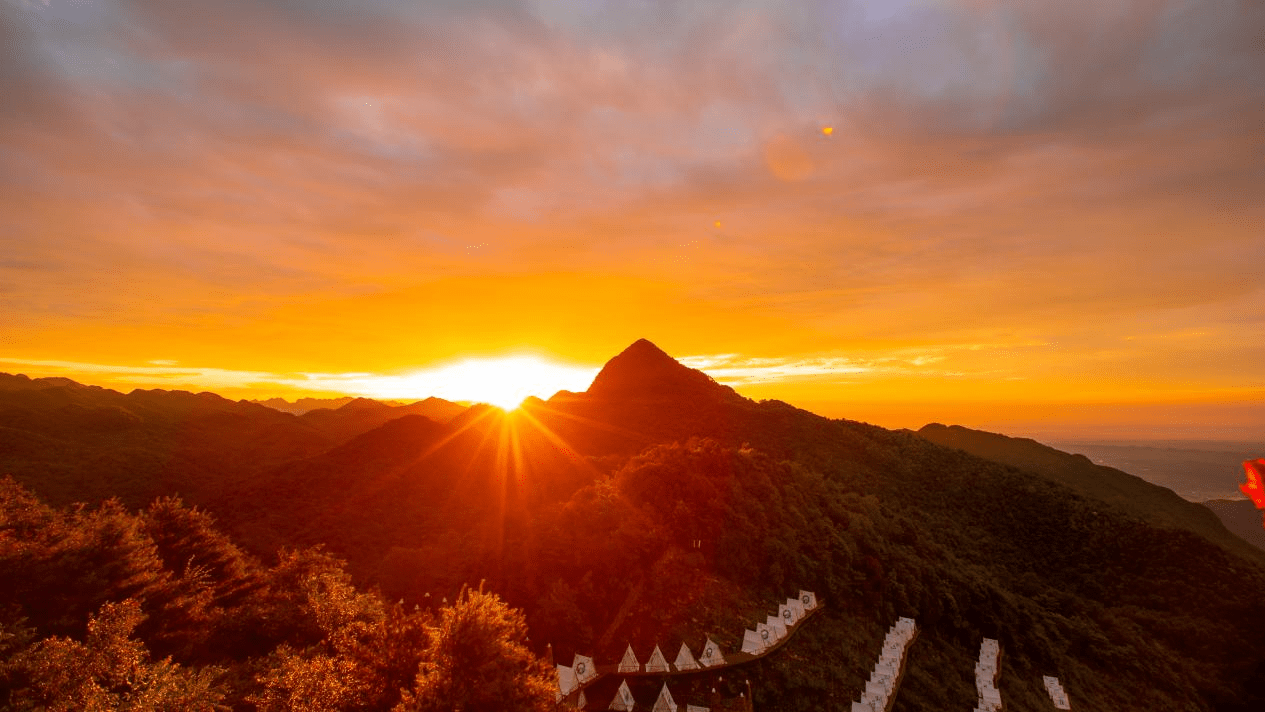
[395,585,554,712]
[5,599,224,711]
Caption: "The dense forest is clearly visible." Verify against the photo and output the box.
[3,340,1265,710]
[0,479,555,710]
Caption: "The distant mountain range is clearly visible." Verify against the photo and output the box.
[249,396,367,414]
[3,341,1265,710]
[0,372,465,508]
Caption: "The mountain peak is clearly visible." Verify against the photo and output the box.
[337,397,390,412]
[586,339,737,401]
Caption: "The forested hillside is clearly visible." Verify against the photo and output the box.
[0,479,554,710]
[0,373,465,511]
[4,341,1265,710]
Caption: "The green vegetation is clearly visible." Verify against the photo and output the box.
[0,480,554,711]
[6,344,1265,710]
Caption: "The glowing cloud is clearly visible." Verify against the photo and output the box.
[679,354,868,384]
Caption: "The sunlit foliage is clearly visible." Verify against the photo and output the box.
[0,478,555,711]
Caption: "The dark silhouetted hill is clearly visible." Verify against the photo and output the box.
[0,373,332,508]
[297,396,467,443]
[916,422,1264,563]
[1203,498,1265,551]
[250,395,360,414]
[6,345,1265,711]
[1044,439,1262,502]
[585,338,742,402]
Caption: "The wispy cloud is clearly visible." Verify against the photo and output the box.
[679,349,978,385]
[679,354,868,384]
[2,0,1263,437]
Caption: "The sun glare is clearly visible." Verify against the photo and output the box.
[348,356,599,410]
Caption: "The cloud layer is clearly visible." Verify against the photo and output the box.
[2,0,1262,436]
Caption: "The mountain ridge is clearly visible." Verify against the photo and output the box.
[584,338,742,403]
[916,422,1265,564]
[5,346,1265,709]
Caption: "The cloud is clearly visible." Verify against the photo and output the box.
[679,348,983,385]
[679,353,869,384]
[1,0,1262,417]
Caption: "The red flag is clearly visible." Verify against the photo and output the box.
[1240,459,1265,510]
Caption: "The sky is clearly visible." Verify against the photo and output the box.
[2,0,1263,440]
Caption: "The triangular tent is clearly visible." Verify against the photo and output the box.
[766,614,787,641]
[787,597,805,621]
[779,602,798,627]
[674,642,699,671]
[652,682,676,712]
[574,690,587,709]
[609,679,636,711]
[556,664,576,703]
[756,622,774,649]
[573,654,597,684]
[618,645,641,673]
[798,590,818,610]
[645,644,670,673]
[698,637,724,667]
[741,628,763,655]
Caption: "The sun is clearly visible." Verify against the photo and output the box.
[355,355,599,411]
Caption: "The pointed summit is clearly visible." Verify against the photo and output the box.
[337,397,390,412]
[586,339,738,401]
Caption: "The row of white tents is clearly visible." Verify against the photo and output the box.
[740,590,819,655]
[974,638,1002,711]
[851,616,917,712]
[1042,675,1071,710]
[555,590,819,708]
[605,680,709,712]
[617,638,720,675]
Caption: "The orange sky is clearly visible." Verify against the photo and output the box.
[2,0,1263,440]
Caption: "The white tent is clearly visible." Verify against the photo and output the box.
[686,706,710,712]
[698,637,724,667]
[574,690,587,709]
[556,664,576,703]
[741,628,763,655]
[756,622,774,649]
[674,642,700,671]
[618,645,641,674]
[609,680,636,711]
[766,614,787,641]
[646,644,670,673]
[787,597,805,621]
[1043,676,1071,710]
[573,654,597,685]
[652,683,676,712]
[798,590,818,610]
[779,602,798,627]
